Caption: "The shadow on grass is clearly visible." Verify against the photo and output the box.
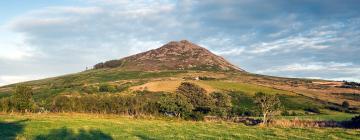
[34,127,113,140]
[0,119,28,140]
[135,134,156,140]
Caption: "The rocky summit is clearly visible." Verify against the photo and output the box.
[94,40,244,71]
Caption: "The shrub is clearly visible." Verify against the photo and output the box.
[116,82,133,92]
[326,106,344,112]
[103,60,122,68]
[157,93,193,118]
[349,115,360,128]
[342,115,360,128]
[99,84,116,92]
[0,97,12,112]
[211,92,232,108]
[194,106,212,114]
[184,112,205,121]
[177,82,215,108]
[211,107,228,117]
[230,106,243,116]
[198,76,216,80]
[12,85,36,112]
[271,119,340,128]
[82,85,99,94]
[342,101,350,108]
[281,110,290,116]
[230,107,257,117]
[93,62,104,69]
[304,107,321,114]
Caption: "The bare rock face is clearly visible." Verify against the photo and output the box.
[94,40,244,71]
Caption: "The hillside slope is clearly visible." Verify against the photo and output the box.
[94,40,244,71]
[0,40,359,112]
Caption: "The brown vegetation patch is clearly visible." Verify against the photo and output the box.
[270,118,341,128]
[130,80,217,93]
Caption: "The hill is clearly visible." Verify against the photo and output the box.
[0,40,359,120]
[93,40,244,71]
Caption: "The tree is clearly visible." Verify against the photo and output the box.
[342,101,350,108]
[254,92,281,125]
[210,92,232,117]
[158,93,193,117]
[0,97,12,112]
[104,60,122,68]
[94,62,104,69]
[13,85,34,113]
[176,82,214,108]
[211,92,232,108]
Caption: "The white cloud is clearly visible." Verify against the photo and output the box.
[249,35,338,54]
[212,48,245,56]
[0,31,35,60]
[0,75,48,86]
[257,62,354,73]
[0,46,33,60]
[128,39,163,55]
[0,0,359,85]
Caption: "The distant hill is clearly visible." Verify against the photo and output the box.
[0,40,359,116]
[93,40,244,71]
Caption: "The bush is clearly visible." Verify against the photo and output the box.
[198,76,216,80]
[93,60,123,69]
[342,101,350,108]
[99,84,116,92]
[177,82,215,108]
[82,85,99,94]
[304,107,321,114]
[211,107,228,117]
[194,106,212,114]
[157,93,193,118]
[343,115,360,128]
[103,60,122,68]
[326,106,345,112]
[211,92,232,108]
[13,85,36,112]
[184,112,204,121]
[0,97,12,112]
[281,110,290,116]
[116,82,135,92]
[94,62,104,69]
[230,107,257,117]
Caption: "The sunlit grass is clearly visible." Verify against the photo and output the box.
[0,113,359,140]
[201,81,293,95]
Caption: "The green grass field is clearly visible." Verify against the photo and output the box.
[200,81,293,95]
[0,113,359,140]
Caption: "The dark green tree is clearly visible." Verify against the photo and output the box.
[176,82,215,108]
[158,93,193,117]
[211,92,232,108]
[13,85,35,112]
[0,97,12,112]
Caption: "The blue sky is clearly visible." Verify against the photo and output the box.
[0,0,360,85]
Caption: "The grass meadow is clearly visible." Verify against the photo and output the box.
[0,113,359,140]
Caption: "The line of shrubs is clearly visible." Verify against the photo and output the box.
[0,83,234,120]
[94,60,123,69]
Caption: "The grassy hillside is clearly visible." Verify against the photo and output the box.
[0,113,359,140]
[0,69,359,115]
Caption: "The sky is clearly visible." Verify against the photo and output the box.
[0,0,360,86]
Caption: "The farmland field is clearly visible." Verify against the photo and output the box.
[0,113,359,140]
